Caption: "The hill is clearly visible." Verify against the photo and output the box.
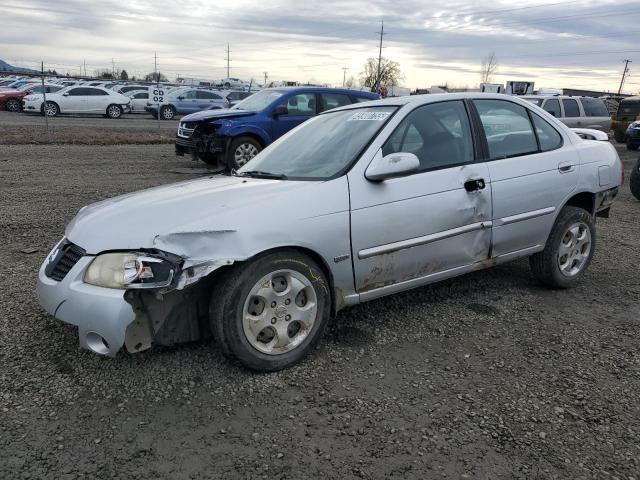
[0,59,39,74]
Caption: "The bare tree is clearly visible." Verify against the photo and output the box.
[144,72,168,82]
[360,57,404,91]
[480,52,498,84]
[344,75,356,88]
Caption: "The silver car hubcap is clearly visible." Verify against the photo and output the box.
[243,269,318,355]
[108,106,119,117]
[7,100,19,111]
[557,222,591,277]
[234,143,259,167]
[162,108,173,119]
[45,104,56,116]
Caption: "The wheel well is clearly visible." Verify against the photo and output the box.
[235,133,265,148]
[563,192,595,215]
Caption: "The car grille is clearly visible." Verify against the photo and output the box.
[177,122,196,138]
[45,240,86,281]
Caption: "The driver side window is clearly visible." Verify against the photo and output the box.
[382,101,474,172]
[278,94,316,116]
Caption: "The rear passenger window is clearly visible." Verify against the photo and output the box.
[531,113,563,152]
[197,91,221,99]
[580,98,609,117]
[474,99,538,160]
[543,99,561,117]
[382,100,473,172]
[320,94,351,112]
[562,99,580,117]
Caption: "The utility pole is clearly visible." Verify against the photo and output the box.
[342,67,348,87]
[225,43,231,78]
[154,52,160,131]
[374,20,386,92]
[83,59,86,78]
[112,58,116,78]
[263,71,268,87]
[618,59,632,95]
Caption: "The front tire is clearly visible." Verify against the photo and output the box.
[529,206,595,288]
[209,250,330,372]
[160,105,175,120]
[627,139,639,151]
[106,104,122,119]
[227,136,262,169]
[5,98,21,112]
[614,129,626,143]
[630,159,640,200]
[43,101,59,117]
[197,152,219,166]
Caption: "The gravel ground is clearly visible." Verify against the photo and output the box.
[0,141,639,479]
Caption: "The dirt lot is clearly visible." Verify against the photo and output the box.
[0,111,178,145]
[0,138,639,479]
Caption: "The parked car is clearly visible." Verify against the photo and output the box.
[22,86,131,118]
[522,96,610,131]
[125,90,149,113]
[625,121,640,151]
[219,77,252,89]
[612,96,640,144]
[222,90,254,108]
[113,85,149,95]
[176,87,380,169]
[630,159,640,200]
[37,93,622,370]
[0,83,64,111]
[146,88,226,120]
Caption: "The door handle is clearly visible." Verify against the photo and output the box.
[464,178,486,192]
[558,162,574,173]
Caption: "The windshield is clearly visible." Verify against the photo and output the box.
[237,106,397,180]
[232,90,284,111]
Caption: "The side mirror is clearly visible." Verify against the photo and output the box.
[365,151,420,182]
[62,93,69,96]
[272,105,288,117]
[177,96,184,100]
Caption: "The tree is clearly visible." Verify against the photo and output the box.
[360,57,404,92]
[95,69,114,79]
[120,69,128,80]
[144,72,168,82]
[480,51,498,84]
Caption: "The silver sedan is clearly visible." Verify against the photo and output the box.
[37,93,622,371]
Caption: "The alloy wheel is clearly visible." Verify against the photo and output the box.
[234,142,259,167]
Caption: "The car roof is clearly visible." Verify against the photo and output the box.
[268,86,378,96]
[327,92,550,111]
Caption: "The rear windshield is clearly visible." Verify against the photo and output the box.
[617,101,640,120]
[580,98,609,117]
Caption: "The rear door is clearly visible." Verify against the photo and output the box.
[86,88,111,112]
[196,90,222,110]
[271,92,317,139]
[579,97,611,131]
[473,98,578,257]
[561,98,582,127]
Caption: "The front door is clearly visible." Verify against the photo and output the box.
[271,93,317,140]
[473,98,578,257]
[62,87,88,112]
[349,100,492,294]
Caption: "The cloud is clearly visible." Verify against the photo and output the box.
[1,0,638,93]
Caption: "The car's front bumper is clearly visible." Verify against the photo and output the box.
[37,245,136,357]
[175,135,194,156]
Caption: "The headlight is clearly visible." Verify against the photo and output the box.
[84,252,177,289]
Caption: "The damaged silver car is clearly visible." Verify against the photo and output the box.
[38,93,622,371]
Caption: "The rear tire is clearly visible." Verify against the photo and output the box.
[209,250,330,372]
[529,206,595,289]
[160,105,175,120]
[630,159,640,201]
[106,104,122,119]
[5,98,21,112]
[626,139,639,151]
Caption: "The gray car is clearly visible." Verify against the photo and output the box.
[37,93,622,371]
[523,95,611,131]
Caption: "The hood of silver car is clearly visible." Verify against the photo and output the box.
[65,175,348,256]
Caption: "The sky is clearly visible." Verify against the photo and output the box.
[2,0,639,93]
